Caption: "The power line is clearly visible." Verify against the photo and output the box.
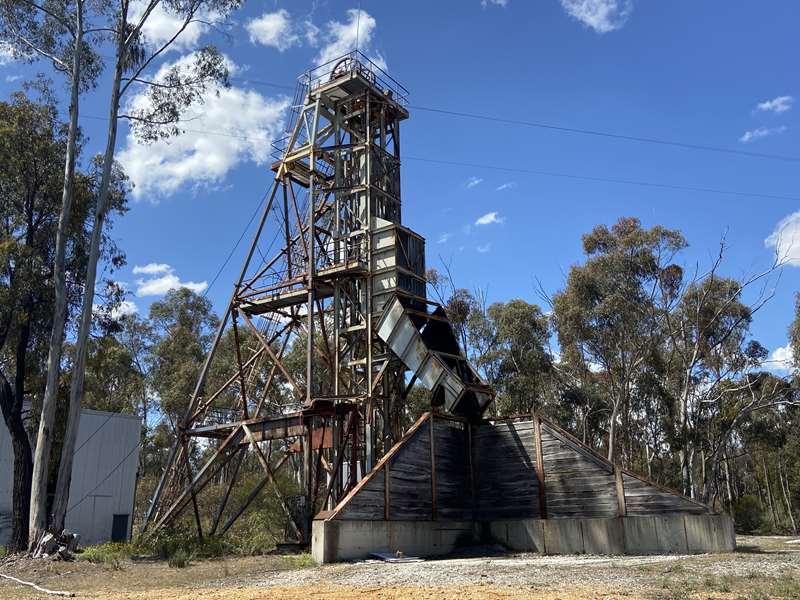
[404,156,800,202]
[228,76,800,164]
[408,105,800,164]
[79,114,798,203]
[203,188,269,297]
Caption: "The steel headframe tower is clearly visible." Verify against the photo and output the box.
[142,52,492,544]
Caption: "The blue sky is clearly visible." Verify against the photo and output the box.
[1,0,798,369]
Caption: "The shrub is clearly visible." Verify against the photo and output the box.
[78,542,133,564]
[733,495,763,533]
[168,548,189,568]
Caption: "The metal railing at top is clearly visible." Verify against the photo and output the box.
[304,50,408,106]
[272,52,406,164]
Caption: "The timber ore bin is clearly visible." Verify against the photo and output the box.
[312,413,735,563]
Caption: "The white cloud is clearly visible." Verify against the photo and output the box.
[496,181,515,191]
[475,211,504,226]
[118,54,288,199]
[476,243,491,253]
[756,95,794,114]
[132,262,172,275]
[0,42,15,65]
[466,176,483,189]
[128,0,216,52]
[247,9,301,51]
[437,232,451,244]
[134,264,207,296]
[765,211,800,266]
[481,0,509,7]
[766,344,794,373]
[92,299,139,320]
[739,125,787,143]
[315,9,386,71]
[559,0,633,33]
[112,300,139,319]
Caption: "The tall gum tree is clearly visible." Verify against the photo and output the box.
[51,0,243,536]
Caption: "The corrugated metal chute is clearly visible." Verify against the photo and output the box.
[377,296,493,419]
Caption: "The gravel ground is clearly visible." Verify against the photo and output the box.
[1,535,799,599]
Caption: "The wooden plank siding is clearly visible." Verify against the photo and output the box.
[388,419,434,519]
[540,423,619,519]
[472,420,541,520]
[335,467,386,520]
[329,413,711,524]
[433,418,473,520]
[622,472,708,516]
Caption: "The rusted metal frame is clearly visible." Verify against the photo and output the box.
[239,196,337,297]
[209,446,245,535]
[312,418,329,513]
[429,413,437,520]
[144,176,282,533]
[240,311,303,400]
[533,414,548,519]
[151,426,244,532]
[180,438,204,539]
[253,326,293,417]
[370,359,390,394]
[326,411,432,521]
[306,95,322,406]
[315,296,333,370]
[288,176,309,262]
[282,178,292,278]
[231,310,250,420]
[188,318,291,424]
[241,424,302,537]
[219,452,290,536]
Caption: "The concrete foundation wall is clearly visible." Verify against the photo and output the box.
[312,514,735,563]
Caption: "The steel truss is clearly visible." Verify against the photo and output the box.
[141,52,422,543]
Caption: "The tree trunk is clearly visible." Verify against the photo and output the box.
[607,401,619,462]
[723,451,734,513]
[29,1,84,548]
[51,27,124,534]
[763,457,779,531]
[778,455,798,535]
[0,314,34,553]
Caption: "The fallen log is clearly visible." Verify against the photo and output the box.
[0,573,74,597]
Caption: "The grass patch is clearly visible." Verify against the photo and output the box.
[285,553,315,568]
[0,545,6,558]
[78,542,134,565]
[167,549,190,569]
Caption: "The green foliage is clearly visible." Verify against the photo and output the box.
[285,553,316,568]
[167,549,190,568]
[733,495,763,533]
[78,542,134,564]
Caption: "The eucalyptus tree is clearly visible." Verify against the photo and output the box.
[552,217,686,463]
[0,93,101,552]
[0,0,106,548]
[488,299,552,416]
[51,0,243,537]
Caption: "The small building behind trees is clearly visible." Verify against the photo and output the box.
[1,408,140,546]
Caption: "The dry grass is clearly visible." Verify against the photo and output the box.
[0,536,798,599]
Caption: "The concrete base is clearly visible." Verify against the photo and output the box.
[312,519,476,564]
[312,515,735,563]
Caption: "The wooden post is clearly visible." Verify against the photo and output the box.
[533,415,548,519]
[467,423,476,520]
[615,465,627,517]
[384,463,391,520]
[429,414,437,520]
